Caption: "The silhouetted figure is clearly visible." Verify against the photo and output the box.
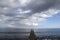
[29,29,37,40]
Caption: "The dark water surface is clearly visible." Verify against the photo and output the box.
[0,28,60,40]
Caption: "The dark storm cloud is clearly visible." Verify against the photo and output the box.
[0,0,57,17]
[19,0,56,16]
[25,0,55,12]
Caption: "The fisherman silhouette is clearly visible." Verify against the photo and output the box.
[29,29,37,40]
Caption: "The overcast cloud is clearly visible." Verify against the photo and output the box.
[0,0,60,28]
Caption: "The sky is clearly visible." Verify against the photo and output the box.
[0,0,60,28]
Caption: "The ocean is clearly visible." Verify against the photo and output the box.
[0,28,60,40]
